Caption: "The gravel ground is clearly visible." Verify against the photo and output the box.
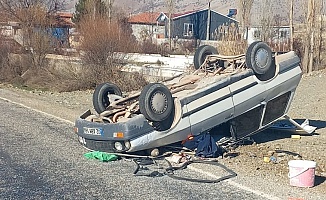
[0,68,326,199]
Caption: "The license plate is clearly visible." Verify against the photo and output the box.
[83,127,103,135]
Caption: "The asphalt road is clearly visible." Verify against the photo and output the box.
[0,98,268,200]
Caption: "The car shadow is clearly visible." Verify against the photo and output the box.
[315,175,326,186]
[251,119,326,144]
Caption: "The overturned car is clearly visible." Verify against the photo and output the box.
[74,41,302,153]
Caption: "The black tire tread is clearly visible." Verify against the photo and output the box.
[193,45,218,70]
[139,83,173,122]
[245,41,272,75]
[93,83,122,114]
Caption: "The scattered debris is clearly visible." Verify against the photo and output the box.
[291,135,301,139]
[270,117,317,134]
[270,156,277,163]
[277,153,287,157]
[247,152,257,157]
[267,150,275,156]
[182,132,225,158]
[132,152,237,183]
[264,157,270,163]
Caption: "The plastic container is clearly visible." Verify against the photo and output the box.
[288,160,316,187]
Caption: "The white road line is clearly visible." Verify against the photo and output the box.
[0,96,281,200]
[0,96,74,125]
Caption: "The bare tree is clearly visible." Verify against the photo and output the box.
[79,13,136,67]
[237,0,254,39]
[0,0,65,23]
[289,0,294,51]
[103,0,115,23]
[257,0,273,42]
[301,0,316,73]
[77,13,146,91]
[314,0,324,68]
[0,0,66,69]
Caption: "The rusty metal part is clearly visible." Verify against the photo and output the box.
[213,67,224,76]
[97,55,249,123]
[109,91,141,109]
[100,108,125,117]
[170,75,201,89]
[100,116,113,123]
[124,102,139,118]
[113,111,127,123]
[85,114,100,122]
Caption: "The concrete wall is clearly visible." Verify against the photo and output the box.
[131,24,165,41]
[45,53,193,82]
[45,54,82,73]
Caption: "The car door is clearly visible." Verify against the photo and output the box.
[229,74,267,139]
[229,73,267,117]
[184,80,234,135]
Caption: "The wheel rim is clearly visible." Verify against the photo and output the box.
[255,48,269,69]
[150,91,168,114]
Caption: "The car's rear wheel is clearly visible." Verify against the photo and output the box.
[139,83,174,123]
[193,45,218,70]
[93,83,122,114]
[246,41,272,75]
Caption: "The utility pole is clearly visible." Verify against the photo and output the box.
[166,0,174,51]
[289,0,294,51]
[206,0,212,40]
[150,0,154,39]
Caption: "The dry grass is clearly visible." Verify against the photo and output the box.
[217,40,248,55]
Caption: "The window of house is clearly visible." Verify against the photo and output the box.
[253,30,261,38]
[184,23,194,37]
[280,30,287,38]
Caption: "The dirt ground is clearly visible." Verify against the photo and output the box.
[0,68,325,197]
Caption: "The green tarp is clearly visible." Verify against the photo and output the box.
[84,151,118,162]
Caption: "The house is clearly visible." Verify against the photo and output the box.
[158,9,239,41]
[0,12,74,50]
[128,12,165,41]
[0,21,20,37]
[246,26,291,45]
[0,21,23,52]
[50,12,75,47]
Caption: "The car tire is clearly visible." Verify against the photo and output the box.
[139,83,174,122]
[152,103,175,131]
[246,41,272,75]
[93,83,122,114]
[193,45,218,70]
